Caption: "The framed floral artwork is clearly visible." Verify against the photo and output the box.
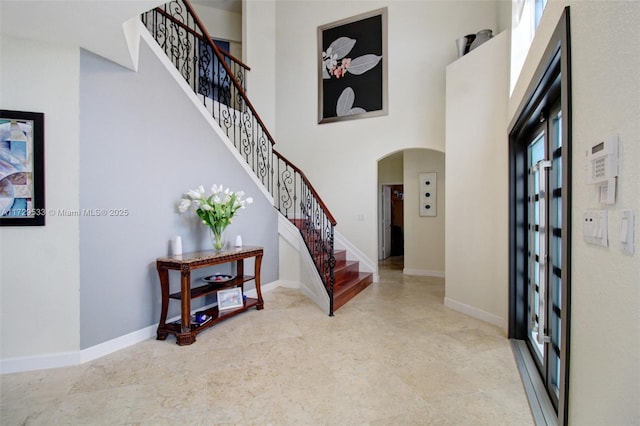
[0,110,45,226]
[318,8,388,124]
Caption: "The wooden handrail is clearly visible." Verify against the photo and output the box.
[144,1,338,311]
[215,46,249,72]
[273,148,337,226]
[178,0,335,227]
[181,0,276,146]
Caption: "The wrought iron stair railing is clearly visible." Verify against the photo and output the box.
[142,0,338,315]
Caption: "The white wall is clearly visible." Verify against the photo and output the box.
[192,3,242,42]
[377,152,402,184]
[192,3,243,59]
[244,0,277,132]
[0,25,279,367]
[403,149,446,276]
[0,36,81,359]
[78,39,279,349]
[445,31,510,328]
[258,0,501,265]
[509,1,640,423]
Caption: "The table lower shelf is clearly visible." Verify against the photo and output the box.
[157,297,262,345]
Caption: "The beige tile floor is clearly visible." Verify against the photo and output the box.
[1,257,533,425]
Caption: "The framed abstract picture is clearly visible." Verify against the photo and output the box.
[0,110,45,226]
[217,287,244,311]
[318,8,388,124]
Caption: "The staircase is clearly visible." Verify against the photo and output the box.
[290,219,373,312]
[141,0,372,315]
[332,249,373,311]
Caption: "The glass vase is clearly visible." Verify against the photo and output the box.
[210,227,225,251]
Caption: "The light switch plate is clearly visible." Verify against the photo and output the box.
[620,210,634,255]
[583,210,608,247]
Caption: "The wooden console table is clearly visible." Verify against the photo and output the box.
[156,246,264,345]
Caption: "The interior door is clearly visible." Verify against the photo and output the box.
[381,185,392,259]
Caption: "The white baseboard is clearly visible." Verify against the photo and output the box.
[271,280,300,289]
[0,351,81,374]
[403,268,445,278]
[244,279,287,296]
[444,297,505,329]
[1,280,284,375]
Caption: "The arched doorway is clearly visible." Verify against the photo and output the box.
[377,148,445,276]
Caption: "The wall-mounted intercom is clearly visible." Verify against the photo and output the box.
[419,173,437,217]
[586,134,619,204]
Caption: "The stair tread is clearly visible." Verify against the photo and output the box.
[334,259,358,270]
[287,218,369,313]
[334,272,372,292]
[333,272,373,311]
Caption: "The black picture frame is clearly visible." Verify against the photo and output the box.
[318,8,388,124]
[0,110,45,226]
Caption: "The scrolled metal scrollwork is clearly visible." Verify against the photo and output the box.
[167,0,187,24]
[142,0,337,313]
[277,166,295,215]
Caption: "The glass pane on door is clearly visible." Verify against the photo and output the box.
[527,132,545,362]
[547,109,563,400]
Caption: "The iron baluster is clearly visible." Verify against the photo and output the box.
[142,0,337,314]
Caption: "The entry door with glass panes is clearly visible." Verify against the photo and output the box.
[527,105,563,408]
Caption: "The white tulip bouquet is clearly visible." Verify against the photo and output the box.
[178,184,253,250]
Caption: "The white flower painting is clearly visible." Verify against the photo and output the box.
[318,9,387,123]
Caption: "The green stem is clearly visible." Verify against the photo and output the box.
[210,227,225,250]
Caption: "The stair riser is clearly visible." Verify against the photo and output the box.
[334,262,361,285]
[290,218,371,314]
[333,274,373,311]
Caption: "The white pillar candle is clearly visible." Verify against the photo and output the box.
[173,236,182,255]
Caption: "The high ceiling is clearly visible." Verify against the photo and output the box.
[0,0,241,70]
[0,0,166,69]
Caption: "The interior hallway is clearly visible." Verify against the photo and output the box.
[1,258,533,425]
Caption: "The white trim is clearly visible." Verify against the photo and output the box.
[278,216,330,313]
[444,297,505,329]
[334,228,379,282]
[298,246,330,313]
[0,351,81,374]
[278,213,302,247]
[244,279,288,297]
[80,324,157,364]
[272,280,301,289]
[1,280,282,374]
[122,16,142,72]
[403,268,445,278]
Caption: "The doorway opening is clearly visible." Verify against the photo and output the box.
[382,184,404,257]
[378,151,404,262]
[508,8,571,424]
